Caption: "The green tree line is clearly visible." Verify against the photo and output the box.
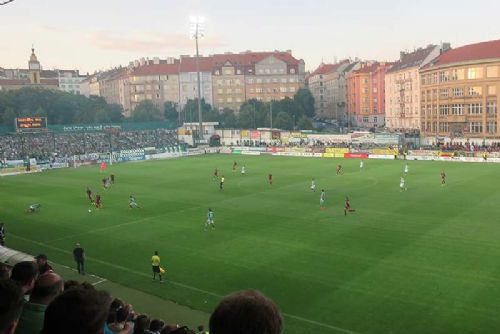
[132,87,315,130]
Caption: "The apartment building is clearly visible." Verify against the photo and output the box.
[179,56,213,107]
[212,54,246,110]
[58,70,88,95]
[347,62,392,128]
[385,44,447,130]
[128,61,180,114]
[420,40,500,138]
[246,51,305,103]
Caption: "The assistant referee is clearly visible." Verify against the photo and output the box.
[151,251,163,282]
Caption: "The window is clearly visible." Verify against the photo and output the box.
[363,116,369,122]
[227,97,232,102]
[236,69,241,75]
[487,85,496,95]
[451,69,465,81]
[469,122,482,133]
[236,97,241,102]
[452,88,464,97]
[487,101,497,115]
[439,122,449,132]
[217,79,223,85]
[451,104,464,115]
[289,87,296,93]
[248,78,254,84]
[226,89,232,93]
[467,67,483,79]
[486,66,498,78]
[280,87,287,93]
[487,121,497,134]
[290,68,296,74]
[439,105,449,115]
[468,87,482,96]
[215,70,220,75]
[217,89,223,94]
[468,103,482,115]
[439,89,449,98]
[373,87,378,93]
[224,69,232,75]
[439,71,450,82]
[281,78,287,83]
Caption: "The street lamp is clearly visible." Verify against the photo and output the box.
[189,16,205,143]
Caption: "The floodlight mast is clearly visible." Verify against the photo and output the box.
[190,16,205,143]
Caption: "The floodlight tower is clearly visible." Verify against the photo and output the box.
[190,16,205,143]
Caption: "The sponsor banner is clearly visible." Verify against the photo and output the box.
[289,132,308,138]
[322,153,334,158]
[232,150,242,155]
[439,152,454,157]
[249,147,267,152]
[308,134,352,143]
[266,147,286,153]
[271,131,281,140]
[285,147,306,153]
[305,147,326,153]
[242,151,261,156]
[408,150,439,156]
[371,148,398,155]
[325,147,349,154]
[344,153,369,159]
[61,124,121,133]
[368,154,395,160]
[240,130,250,139]
[251,131,260,139]
[145,152,185,160]
[220,147,232,154]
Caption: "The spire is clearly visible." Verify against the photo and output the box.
[30,45,39,63]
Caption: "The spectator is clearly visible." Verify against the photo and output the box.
[0,223,5,246]
[209,290,283,334]
[0,265,10,280]
[160,324,179,334]
[149,319,165,334]
[41,286,115,334]
[0,279,24,334]
[105,298,133,334]
[15,273,64,334]
[35,254,53,275]
[73,242,85,275]
[133,314,151,334]
[10,261,39,297]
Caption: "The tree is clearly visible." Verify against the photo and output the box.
[237,106,255,128]
[297,115,313,130]
[274,111,294,130]
[294,88,315,117]
[164,101,179,123]
[219,108,238,128]
[131,100,163,122]
[181,98,214,123]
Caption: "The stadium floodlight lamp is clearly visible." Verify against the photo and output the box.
[189,16,205,40]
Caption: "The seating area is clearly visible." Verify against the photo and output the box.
[0,129,179,160]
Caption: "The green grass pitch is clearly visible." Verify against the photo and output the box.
[2,155,500,334]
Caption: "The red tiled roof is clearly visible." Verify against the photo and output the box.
[211,51,301,67]
[132,63,180,76]
[387,45,437,73]
[309,60,350,77]
[41,79,59,86]
[424,39,500,69]
[179,56,215,72]
[352,62,393,75]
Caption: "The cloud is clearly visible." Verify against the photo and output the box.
[87,30,226,53]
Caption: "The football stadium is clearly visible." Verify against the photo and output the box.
[2,1,500,333]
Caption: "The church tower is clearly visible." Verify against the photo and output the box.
[28,47,41,84]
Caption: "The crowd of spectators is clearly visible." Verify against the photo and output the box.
[0,258,284,334]
[0,129,179,161]
[427,141,500,152]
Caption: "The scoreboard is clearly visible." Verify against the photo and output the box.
[15,117,48,132]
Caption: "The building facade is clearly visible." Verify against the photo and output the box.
[128,62,180,116]
[58,70,88,95]
[420,40,500,139]
[385,45,447,131]
[212,54,246,111]
[246,52,304,103]
[307,60,353,122]
[179,56,213,107]
[0,48,59,91]
[346,62,391,128]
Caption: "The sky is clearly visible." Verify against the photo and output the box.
[1,0,499,73]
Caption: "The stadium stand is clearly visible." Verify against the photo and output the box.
[0,129,179,161]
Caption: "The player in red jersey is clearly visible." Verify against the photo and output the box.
[344,196,355,216]
[95,194,102,209]
[268,173,273,185]
[86,187,93,203]
[440,171,446,186]
[336,164,343,175]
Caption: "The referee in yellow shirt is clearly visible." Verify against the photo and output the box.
[151,251,163,282]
